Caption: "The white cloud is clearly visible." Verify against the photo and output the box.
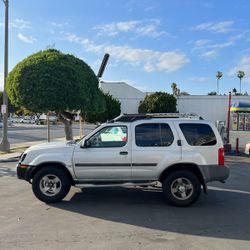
[228,56,250,83]
[95,19,166,38]
[193,31,248,58]
[144,62,155,72]
[65,33,189,72]
[18,33,36,44]
[0,18,31,30]
[188,76,210,82]
[201,50,217,58]
[11,18,31,30]
[192,20,234,33]
[51,22,70,29]
[194,39,211,47]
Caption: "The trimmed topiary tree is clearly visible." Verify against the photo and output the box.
[138,92,177,113]
[6,49,105,140]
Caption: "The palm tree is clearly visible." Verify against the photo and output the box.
[216,71,223,95]
[237,70,245,94]
[171,82,177,95]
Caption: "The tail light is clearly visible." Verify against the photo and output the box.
[218,148,224,165]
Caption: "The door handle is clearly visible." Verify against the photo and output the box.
[120,151,128,155]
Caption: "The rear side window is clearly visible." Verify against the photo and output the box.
[135,123,174,147]
[179,123,217,146]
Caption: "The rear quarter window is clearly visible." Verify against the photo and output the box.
[179,123,217,146]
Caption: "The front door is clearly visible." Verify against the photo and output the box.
[73,125,131,181]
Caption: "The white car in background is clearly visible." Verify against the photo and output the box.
[20,117,35,124]
[20,117,31,124]
[245,142,250,156]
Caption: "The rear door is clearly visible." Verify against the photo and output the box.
[131,121,181,180]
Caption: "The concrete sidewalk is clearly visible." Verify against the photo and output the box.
[0,137,66,163]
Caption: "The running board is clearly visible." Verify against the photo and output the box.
[75,181,158,188]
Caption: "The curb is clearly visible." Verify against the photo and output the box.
[0,157,19,163]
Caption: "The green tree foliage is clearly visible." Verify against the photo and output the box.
[6,49,104,139]
[138,92,177,113]
[85,92,121,123]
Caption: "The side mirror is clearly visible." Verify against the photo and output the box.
[81,140,91,148]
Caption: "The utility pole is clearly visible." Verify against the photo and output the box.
[0,0,10,152]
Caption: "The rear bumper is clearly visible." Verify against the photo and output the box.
[200,165,230,183]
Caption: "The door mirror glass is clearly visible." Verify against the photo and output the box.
[81,140,91,148]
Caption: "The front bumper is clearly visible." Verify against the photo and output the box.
[16,163,35,182]
[200,165,230,183]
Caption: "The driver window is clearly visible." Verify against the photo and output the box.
[87,126,127,147]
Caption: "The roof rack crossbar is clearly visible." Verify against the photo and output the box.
[109,113,202,123]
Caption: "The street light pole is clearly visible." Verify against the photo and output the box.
[0,0,10,152]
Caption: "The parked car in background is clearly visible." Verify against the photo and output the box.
[20,117,33,124]
[245,141,250,156]
[38,113,57,125]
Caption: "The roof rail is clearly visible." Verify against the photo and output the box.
[108,113,202,123]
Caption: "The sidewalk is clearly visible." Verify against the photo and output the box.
[0,137,66,163]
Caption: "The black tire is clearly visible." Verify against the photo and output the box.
[162,170,201,207]
[32,166,71,203]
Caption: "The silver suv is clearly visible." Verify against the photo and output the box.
[17,114,229,207]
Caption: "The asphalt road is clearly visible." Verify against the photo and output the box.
[0,156,250,250]
[0,123,95,145]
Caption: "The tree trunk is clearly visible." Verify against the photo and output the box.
[58,112,74,140]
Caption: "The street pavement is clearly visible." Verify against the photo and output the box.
[0,123,95,147]
[0,156,250,250]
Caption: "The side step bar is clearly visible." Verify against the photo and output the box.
[75,181,159,188]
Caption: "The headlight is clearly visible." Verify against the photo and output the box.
[20,153,27,163]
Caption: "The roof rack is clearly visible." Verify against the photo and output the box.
[108,113,202,123]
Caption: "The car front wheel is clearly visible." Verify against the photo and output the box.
[162,170,201,207]
[32,167,71,203]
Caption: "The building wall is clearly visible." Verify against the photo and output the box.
[177,95,250,122]
[100,81,146,114]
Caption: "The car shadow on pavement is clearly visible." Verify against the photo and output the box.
[0,167,16,177]
[52,186,250,241]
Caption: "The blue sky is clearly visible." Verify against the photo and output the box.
[0,0,250,95]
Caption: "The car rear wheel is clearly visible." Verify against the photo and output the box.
[162,170,201,207]
[32,167,71,203]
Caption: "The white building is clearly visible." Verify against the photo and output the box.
[100,81,146,114]
[177,95,250,122]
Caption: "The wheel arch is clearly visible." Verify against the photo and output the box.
[159,163,207,193]
[29,162,74,185]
